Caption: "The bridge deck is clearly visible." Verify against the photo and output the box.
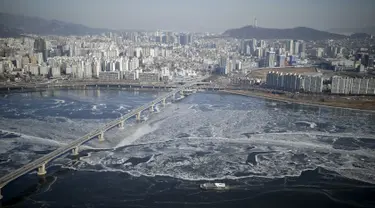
[0,80,204,189]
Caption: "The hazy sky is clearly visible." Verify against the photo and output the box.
[0,0,374,32]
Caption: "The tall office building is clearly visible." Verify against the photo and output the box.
[260,40,266,48]
[256,48,263,58]
[299,42,306,58]
[328,46,339,58]
[277,55,286,67]
[155,36,162,43]
[287,40,294,55]
[131,32,138,42]
[240,40,253,55]
[135,47,142,58]
[225,58,234,74]
[162,35,167,44]
[252,38,257,49]
[294,41,300,56]
[179,34,188,45]
[69,45,75,57]
[187,34,194,44]
[34,38,48,62]
[240,40,246,54]
[246,45,251,55]
[34,38,46,51]
[219,56,227,68]
[266,51,276,67]
[316,48,324,57]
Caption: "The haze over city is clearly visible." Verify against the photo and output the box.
[0,0,375,32]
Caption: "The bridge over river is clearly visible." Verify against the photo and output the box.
[0,79,209,200]
[0,80,225,92]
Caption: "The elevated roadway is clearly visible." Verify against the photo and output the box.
[0,79,208,200]
[0,81,217,92]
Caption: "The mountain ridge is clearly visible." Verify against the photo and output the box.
[327,26,375,35]
[223,25,347,40]
[0,12,115,37]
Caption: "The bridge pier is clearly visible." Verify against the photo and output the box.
[162,98,166,106]
[136,112,141,122]
[180,90,184,96]
[37,163,47,176]
[119,121,124,129]
[150,105,154,112]
[0,79,208,198]
[98,132,104,142]
[72,146,79,156]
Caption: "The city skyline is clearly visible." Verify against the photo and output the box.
[0,0,374,32]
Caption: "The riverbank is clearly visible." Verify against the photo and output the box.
[221,89,375,113]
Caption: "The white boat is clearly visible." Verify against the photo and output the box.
[200,183,227,190]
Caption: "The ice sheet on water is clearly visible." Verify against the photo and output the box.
[2,91,375,184]
[75,97,375,184]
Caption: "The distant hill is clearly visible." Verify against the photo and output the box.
[0,12,114,37]
[0,23,23,38]
[328,26,375,35]
[223,26,346,40]
[349,33,373,39]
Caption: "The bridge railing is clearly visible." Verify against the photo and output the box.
[0,79,207,188]
[99,81,197,130]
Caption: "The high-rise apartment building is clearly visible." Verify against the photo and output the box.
[266,51,276,67]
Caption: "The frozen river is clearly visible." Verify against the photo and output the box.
[0,89,375,207]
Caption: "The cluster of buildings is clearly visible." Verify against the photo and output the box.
[266,71,375,95]
[331,76,375,95]
[241,38,306,56]
[216,38,312,75]
[1,20,374,96]
[215,35,375,76]
[0,31,202,83]
[155,32,194,46]
[266,71,324,93]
